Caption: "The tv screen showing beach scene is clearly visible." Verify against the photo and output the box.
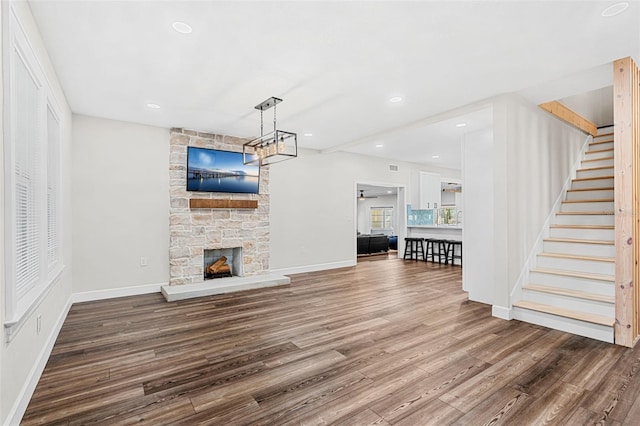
[186,147,260,193]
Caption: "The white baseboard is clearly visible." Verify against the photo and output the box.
[6,296,73,426]
[270,260,356,276]
[492,305,512,320]
[71,282,164,303]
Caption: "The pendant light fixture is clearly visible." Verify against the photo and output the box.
[243,97,297,166]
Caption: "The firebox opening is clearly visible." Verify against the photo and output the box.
[203,247,243,280]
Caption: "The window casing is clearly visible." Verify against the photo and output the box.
[370,207,393,232]
[4,3,64,340]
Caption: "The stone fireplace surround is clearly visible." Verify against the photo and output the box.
[161,128,290,301]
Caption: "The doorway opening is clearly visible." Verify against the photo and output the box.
[355,182,406,260]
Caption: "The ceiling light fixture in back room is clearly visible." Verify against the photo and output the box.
[243,96,298,166]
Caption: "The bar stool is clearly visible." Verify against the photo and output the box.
[445,240,463,266]
[403,238,424,261]
[425,238,445,263]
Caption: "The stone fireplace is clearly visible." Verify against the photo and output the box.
[168,128,270,286]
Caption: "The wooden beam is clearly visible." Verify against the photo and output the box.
[189,199,258,209]
[539,101,598,136]
[613,57,640,347]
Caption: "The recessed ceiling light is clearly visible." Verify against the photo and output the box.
[303,133,313,137]
[146,103,161,109]
[172,21,193,34]
[601,2,629,17]
[387,190,393,194]
[389,96,403,103]
[432,155,440,159]
[375,144,384,148]
[455,123,467,128]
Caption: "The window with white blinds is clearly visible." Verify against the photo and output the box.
[47,106,61,271]
[4,4,64,335]
[14,50,43,299]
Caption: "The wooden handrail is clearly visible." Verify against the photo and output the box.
[539,101,598,136]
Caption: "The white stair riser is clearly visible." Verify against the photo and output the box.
[581,158,614,168]
[571,178,614,189]
[549,227,614,240]
[554,214,614,226]
[583,148,613,160]
[588,141,614,150]
[543,240,615,257]
[560,201,614,212]
[521,290,614,317]
[511,308,613,343]
[529,271,614,296]
[536,255,615,275]
[576,168,614,179]
[566,189,614,201]
[584,149,614,161]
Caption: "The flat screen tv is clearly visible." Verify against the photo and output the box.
[186,147,260,194]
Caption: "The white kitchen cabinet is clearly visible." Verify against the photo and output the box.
[412,172,441,209]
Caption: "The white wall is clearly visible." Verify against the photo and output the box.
[1,2,74,423]
[462,128,494,304]
[269,149,459,272]
[491,94,586,309]
[356,194,397,235]
[72,115,170,294]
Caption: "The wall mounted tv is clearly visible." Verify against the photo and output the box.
[186,147,260,194]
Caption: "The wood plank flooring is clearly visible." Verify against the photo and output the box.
[22,257,640,425]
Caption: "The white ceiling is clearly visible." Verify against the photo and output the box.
[28,1,640,168]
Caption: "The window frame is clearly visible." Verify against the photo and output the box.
[370,206,394,232]
[3,3,65,341]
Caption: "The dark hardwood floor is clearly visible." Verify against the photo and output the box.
[22,258,640,425]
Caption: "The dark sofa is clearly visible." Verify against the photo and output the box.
[357,234,389,255]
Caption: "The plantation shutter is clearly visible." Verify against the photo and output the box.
[14,50,43,298]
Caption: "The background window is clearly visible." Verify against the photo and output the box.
[370,207,393,232]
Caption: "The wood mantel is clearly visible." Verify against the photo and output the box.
[189,199,258,209]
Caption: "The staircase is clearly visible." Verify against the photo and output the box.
[512,128,616,343]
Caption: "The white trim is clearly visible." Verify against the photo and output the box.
[4,267,63,342]
[5,295,72,426]
[270,260,356,276]
[354,180,407,258]
[3,1,66,340]
[492,305,512,320]
[71,282,165,304]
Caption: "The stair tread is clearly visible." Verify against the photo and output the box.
[556,210,614,215]
[585,147,614,154]
[595,132,614,137]
[530,267,615,282]
[544,237,614,245]
[572,176,614,182]
[582,156,614,163]
[537,252,614,262]
[567,187,614,192]
[513,300,614,326]
[562,198,614,203]
[550,224,614,229]
[589,139,613,145]
[523,284,614,303]
[577,166,613,172]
